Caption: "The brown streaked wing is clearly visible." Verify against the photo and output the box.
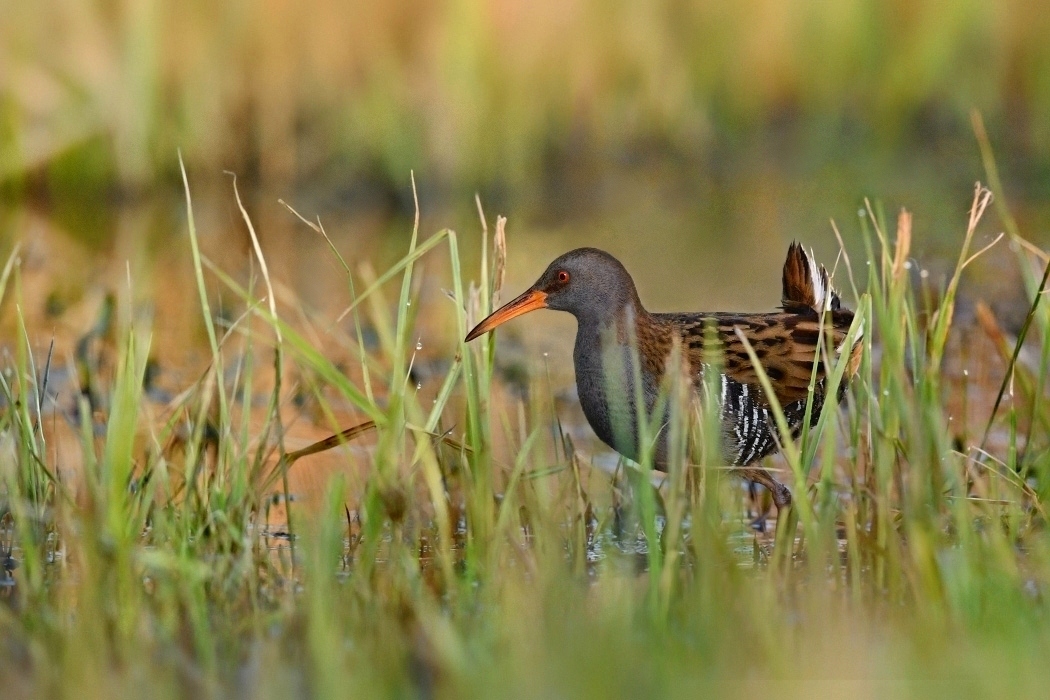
[655,310,855,408]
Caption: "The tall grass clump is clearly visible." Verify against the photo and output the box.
[1,163,1050,697]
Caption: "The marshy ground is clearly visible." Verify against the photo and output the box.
[2,155,1050,698]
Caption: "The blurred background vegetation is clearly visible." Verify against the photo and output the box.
[1,0,1049,339]
[2,0,1049,201]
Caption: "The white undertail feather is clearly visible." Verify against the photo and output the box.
[813,250,864,352]
[812,246,865,346]
[793,243,864,347]
[806,246,833,312]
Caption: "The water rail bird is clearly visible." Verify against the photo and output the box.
[465,244,862,515]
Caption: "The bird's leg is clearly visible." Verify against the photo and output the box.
[740,467,792,515]
[746,480,768,532]
[741,467,798,558]
[739,467,797,563]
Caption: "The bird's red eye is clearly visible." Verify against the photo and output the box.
[557,270,570,283]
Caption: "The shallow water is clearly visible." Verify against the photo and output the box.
[4,155,1041,364]
[0,152,1043,531]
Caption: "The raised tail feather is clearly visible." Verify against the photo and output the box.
[781,241,840,313]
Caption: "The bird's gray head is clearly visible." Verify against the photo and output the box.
[532,248,639,318]
[465,247,641,341]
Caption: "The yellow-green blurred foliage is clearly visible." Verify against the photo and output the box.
[2,0,1049,192]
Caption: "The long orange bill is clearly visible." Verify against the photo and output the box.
[464,289,548,341]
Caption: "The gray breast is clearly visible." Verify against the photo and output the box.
[572,325,663,464]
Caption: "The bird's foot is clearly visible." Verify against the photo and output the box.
[771,482,793,513]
